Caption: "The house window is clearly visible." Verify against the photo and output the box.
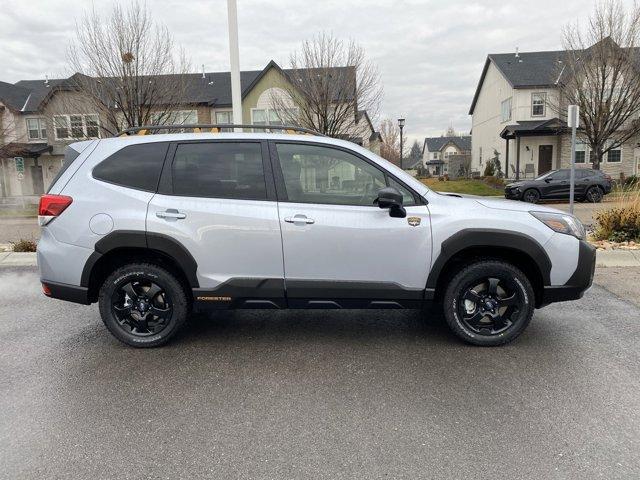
[607,147,621,163]
[531,93,546,117]
[215,111,234,132]
[151,110,197,126]
[26,118,47,140]
[251,108,298,130]
[53,114,101,140]
[501,97,512,122]
[575,142,588,164]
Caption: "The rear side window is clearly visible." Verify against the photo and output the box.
[171,142,266,200]
[93,143,168,192]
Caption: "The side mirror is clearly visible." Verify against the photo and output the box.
[544,177,553,183]
[376,187,406,218]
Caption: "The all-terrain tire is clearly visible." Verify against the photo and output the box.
[98,263,188,348]
[443,260,535,346]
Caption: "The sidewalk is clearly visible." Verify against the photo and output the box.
[2,250,639,268]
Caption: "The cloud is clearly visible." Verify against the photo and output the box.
[0,0,603,143]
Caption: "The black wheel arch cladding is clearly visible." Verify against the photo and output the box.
[81,230,199,288]
[426,228,552,290]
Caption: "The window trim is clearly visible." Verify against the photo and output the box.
[606,146,622,163]
[157,139,277,202]
[501,97,512,123]
[26,117,47,140]
[53,114,101,140]
[268,140,423,207]
[531,92,547,117]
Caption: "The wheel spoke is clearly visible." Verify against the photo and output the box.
[497,294,518,307]
[121,282,138,301]
[463,289,482,304]
[149,305,171,319]
[464,311,486,329]
[487,278,499,296]
[113,304,132,315]
[145,283,162,300]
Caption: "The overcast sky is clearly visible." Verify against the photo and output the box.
[0,0,614,144]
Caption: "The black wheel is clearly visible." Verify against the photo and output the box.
[443,260,535,346]
[98,263,188,347]
[522,188,540,203]
[585,186,603,203]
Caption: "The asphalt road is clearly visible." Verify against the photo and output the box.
[1,267,639,479]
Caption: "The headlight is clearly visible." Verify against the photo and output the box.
[530,211,585,239]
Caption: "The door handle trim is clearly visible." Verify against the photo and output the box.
[156,210,187,220]
[284,215,315,224]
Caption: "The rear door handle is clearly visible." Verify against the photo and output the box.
[284,214,315,225]
[156,209,187,220]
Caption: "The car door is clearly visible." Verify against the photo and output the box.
[146,140,285,306]
[543,170,570,198]
[271,141,432,308]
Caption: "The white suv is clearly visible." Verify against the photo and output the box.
[37,126,595,348]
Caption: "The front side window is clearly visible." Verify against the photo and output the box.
[501,97,512,122]
[172,142,266,200]
[26,118,47,140]
[93,143,168,192]
[53,114,100,140]
[276,143,415,206]
[531,93,546,116]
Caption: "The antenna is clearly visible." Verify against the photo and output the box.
[515,47,519,58]
[44,74,49,86]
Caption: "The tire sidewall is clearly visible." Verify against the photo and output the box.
[99,264,187,348]
[444,261,535,346]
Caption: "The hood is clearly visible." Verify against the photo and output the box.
[474,197,564,214]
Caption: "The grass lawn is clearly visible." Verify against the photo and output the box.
[419,178,504,196]
[0,205,38,217]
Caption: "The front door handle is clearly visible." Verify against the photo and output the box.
[156,209,187,220]
[284,214,315,225]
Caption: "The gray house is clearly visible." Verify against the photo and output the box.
[419,135,471,176]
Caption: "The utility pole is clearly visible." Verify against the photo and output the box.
[227,0,242,131]
[568,105,579,214]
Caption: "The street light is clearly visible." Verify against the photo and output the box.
[398,118,405,168]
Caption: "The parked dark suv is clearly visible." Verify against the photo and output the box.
[505,169,612,203]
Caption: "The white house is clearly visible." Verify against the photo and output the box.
[419,136,471,175]
[469,47,640,179]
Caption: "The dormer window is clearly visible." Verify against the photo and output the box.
[532,93,546,117]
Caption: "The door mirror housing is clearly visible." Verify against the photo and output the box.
[376,187,406,218]
[544,177,553,183]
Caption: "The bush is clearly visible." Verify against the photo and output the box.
[593,200,640,242]
[11,239,37,252]
[624,175,638,187]
[483,162,495,177]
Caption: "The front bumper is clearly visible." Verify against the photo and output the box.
[539,240,596,306]
[504,187,522,200]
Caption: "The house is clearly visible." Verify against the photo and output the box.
[420,135,471,176]
[0,60,380,203]
[470,47,640,180]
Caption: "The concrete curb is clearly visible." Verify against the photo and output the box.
[0,250,639,269]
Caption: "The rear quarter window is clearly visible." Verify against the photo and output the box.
[93,143,168,192]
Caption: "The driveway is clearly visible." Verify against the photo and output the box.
[1,266,639,479]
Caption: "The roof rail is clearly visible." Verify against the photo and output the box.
[117,124,322,137]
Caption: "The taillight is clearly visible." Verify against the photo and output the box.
[38,194,73,225]
[42,283,52,296]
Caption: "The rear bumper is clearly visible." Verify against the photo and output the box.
[539,240,596,307]
[42,280,90,305]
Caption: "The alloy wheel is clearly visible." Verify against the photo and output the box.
[523,190,539,203]
[457,276,522,336]
[587,187,603,203]
[111,277,172,336]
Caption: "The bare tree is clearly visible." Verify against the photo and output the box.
[378,118,401,166]
[270,32,382,139]
[63,1,191,136]
[557,0,640,169]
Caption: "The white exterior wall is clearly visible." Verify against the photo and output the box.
[471,62,514,173]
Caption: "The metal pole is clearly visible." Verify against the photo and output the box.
[226,0,242,131]
[569,123,577,214]
[399,126,404,168]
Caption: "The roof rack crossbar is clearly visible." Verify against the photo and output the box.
[117,124,322,136]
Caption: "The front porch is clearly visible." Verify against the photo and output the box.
[500,118,566,180]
